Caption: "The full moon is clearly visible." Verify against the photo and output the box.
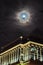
[16,10,30,24]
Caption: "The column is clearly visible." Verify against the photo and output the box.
[18,47,20,61]
[0,56,1,65]
[15,49,17,62]
[40,48,42,61]
[23,47,25,61]
[11,51,14,63]
[24,47,26,61]
[16,48,19,62]
[14,50,16,63]
[20,47,21,61]
[28,46,30,61]
[37,47,39,60]
[15,50,16,62]
[6,54,8,65]
[26,46,29,61]
[28,46,31,60]
[17,48,19,62]
[5,55,8,65]
[34,53,36,60]
[10,52,12,63]
[25,48,27,61]
[18,48,19,62]
[1,57,2,65]
[2,57,4,65]
[24,46,28,61]
[3,55,6,65]
[9,53,11,64]
[13,51,14,63]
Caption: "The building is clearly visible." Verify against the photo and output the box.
[0,41,43,65]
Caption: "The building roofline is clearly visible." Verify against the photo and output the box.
[0,41,43,55]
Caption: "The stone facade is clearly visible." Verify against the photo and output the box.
[0,41,43,65]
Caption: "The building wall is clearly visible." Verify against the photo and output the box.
[0,41,43,65]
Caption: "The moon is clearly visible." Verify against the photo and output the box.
[16,10,31,24]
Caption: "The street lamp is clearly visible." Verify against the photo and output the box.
[20,36,23,40]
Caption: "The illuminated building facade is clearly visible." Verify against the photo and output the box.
[0,41,43,65]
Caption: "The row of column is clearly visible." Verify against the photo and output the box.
[0,47,21,65]
[30,46,43,61]
[20,45,43,62]
[0,45,43,65]
[20,46,31,62]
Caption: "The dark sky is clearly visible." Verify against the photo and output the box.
[0,0,43,50]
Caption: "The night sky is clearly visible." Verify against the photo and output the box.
[0,0,43,51]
